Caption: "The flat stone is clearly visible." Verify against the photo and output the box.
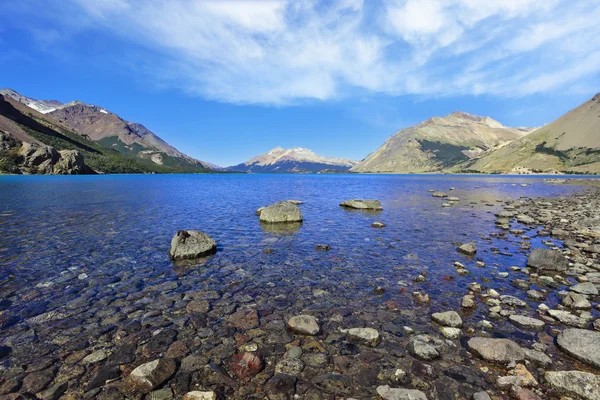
[509,315,545,330]
[275,358,304,376]
[228,309,259,330]
[556,328,600,368]
[169,230,217,260]
[340,199,383,210]
[526,248,568,271]
[341,327,380,346]
[467,337,525,364]
[544,370,600,400]
[432,311,463,327]
[547,310,588,328]
[500,295,527,307]
[569,282,598,296]
[440,327,462,339]
[562,292,592,310]
[473,392,492,400]
[287,315,319,335]
[182,391,217,400]
[311,373,352,395]
[376,385,428,400]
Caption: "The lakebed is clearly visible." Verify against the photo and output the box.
[0,174,599,399]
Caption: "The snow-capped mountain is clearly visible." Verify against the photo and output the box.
[0,88,66,114]
[228,147,358,173]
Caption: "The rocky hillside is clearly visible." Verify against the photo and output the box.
[228,147,358,173]
[351,112,531,173]
[1,89,215,170]
[462,93,600,174]
[0,94,212,174]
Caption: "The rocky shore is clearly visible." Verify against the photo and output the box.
[1,181,600,399]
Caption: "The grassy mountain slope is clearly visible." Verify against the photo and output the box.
[463,93,600,174]
[352,112,530,173]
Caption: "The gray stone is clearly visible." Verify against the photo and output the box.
[472,391,492,400]
[340,199,383,210]
[259,201,303,223]
[169,230,217,260]
[408,334,444,360]
[509,315,545,330]
[569,282,598,296]
[547,310,588,328]
[516,214,535,224]
[556,328,600,369]
[287,315,319,335]
[544,370,600,400]
[431,192,448,198]
[500,295,527,307]
[524,349,552,367]
[431,311,463,327]
[562,292,592,310]
[341,327,380,346]
[526,248,568,271]
[124,359,177,394]
[275,358,304,376]
[376,385,428,400]
[584,244,600,254]
[467,337,524,364]
[458,243,477,255]
[182,392,217,400]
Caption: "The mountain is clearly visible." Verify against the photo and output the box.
[0,94,212,174]
[0,88,65,114]
[1,89,217,170]
[461,93,600,174]
[351,112,532,173]
[227,147,358,173]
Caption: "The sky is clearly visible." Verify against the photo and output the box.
[1,0,599,167]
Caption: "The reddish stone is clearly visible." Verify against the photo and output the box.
[229,352,264,380]
[234,333,250,346]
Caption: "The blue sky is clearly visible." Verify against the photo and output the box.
[1,0,599,167]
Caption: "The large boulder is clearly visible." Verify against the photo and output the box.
[467,338,525,364]
[20,142,60,173]
[556,328,600,368]
[339,199,383,210]
[526,248,568,271]
[259,201,303,224]
[544,370,600,400]
[169,230,217,260]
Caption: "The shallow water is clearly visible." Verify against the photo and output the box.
[0,174,596,396]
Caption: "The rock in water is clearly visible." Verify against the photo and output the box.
[339,199,383,210]
[556,329,600,368]
[123,359,177,394]
[508,315,545,330]
[457,243,477,255]
[183,392,218,400]
[544,370,600,400]
[169,230,217,260]
[341,327,381,346]
[376,385,428,400]
[431,311,463,327]
[526,248,568,271]
[287,315,320,335]
[467,338,525,364]
[259,201,303,223]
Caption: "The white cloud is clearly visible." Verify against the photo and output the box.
[30,0,600,104]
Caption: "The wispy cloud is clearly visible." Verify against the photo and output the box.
[12,0,600,105]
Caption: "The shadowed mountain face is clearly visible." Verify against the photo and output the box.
[351,112,531,173]
[228,147,358,173]
[1,88,216,170]
[464,92,600,174]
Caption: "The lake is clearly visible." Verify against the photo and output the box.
[0,174,595,398]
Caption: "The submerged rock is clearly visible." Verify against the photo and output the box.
[341,327,380,347]
[259,201,303,223]
[526,248,568,271]
[376,385,427,400]
[556,328,600,368]
[287,315,319,335]
[467,337,524,364]
[169,230,217,260]
[123,359,177,394]
[339,199,383,210]
[509,315,545,330]
[431,311,463,327]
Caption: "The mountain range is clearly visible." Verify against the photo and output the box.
[227,147,358,173]
[1,87,599,175]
